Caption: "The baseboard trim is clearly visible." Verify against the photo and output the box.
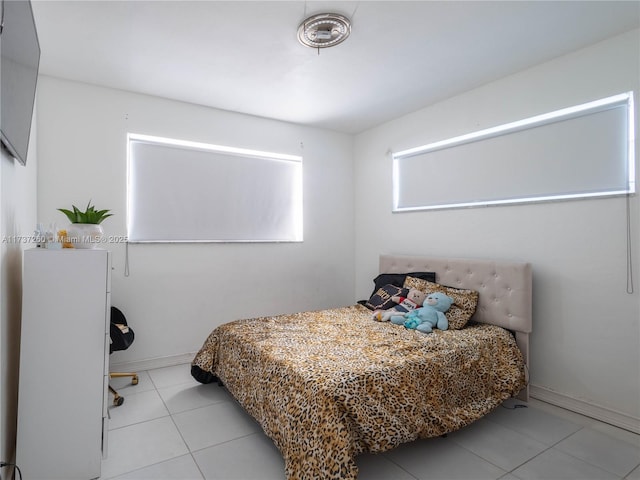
[530,384,639,434]
[110,352,196,374]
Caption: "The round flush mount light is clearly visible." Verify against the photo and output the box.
[297,13,351,49]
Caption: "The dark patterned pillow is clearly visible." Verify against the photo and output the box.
[369,272,436,298]
[403,277,478,330]
[364,284,409,311]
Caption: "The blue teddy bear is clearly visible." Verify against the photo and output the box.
[390,292,453,333]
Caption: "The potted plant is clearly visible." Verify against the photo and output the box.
[58,201,112,249]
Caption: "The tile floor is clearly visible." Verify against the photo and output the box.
[101,364,640,480]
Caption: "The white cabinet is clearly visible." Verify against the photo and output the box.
[16,248,111,480]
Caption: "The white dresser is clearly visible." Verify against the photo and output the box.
[16,248,111,479]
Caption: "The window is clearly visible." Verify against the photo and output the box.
[127,134,303,242]
[392,92,635,212]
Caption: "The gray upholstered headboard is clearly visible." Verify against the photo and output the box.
[379,254,532,400]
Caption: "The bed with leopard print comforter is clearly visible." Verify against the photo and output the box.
[191,304,526,480]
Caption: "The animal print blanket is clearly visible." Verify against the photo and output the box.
[191,304,526,480]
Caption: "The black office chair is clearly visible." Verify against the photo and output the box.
[109,306,138,406]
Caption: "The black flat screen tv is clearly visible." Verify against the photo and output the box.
[1,0,40,166]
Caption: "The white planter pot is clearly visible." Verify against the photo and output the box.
[66,223,104,249]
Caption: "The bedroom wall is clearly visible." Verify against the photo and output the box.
[0,108,38,468]
[36,76,355,369]
[353,29,640,431]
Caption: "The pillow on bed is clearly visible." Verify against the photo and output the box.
[369,272,436,298]
[403,277,478,329]
[363,284,409,311]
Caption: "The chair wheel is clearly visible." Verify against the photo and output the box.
[132,375,139,385]
[113,395,124,407]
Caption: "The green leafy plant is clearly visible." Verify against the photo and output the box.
[58,201,113,224]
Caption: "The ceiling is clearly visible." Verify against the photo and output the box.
[31,1,640,134]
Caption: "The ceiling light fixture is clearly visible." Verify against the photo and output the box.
[297,13,351,50]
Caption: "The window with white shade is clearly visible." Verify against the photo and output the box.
[127,134,303,242]
[392,92,635,212]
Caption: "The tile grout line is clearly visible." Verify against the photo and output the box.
[482,405,639,478]
[152,369,208,480]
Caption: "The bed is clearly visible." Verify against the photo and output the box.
[191,254,532,479]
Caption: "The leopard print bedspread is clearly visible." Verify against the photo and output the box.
[191,304,526,480]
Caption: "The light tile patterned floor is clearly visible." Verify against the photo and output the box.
[101,364,640,480]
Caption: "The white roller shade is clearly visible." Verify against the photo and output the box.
[393,92,635,211]
[127,134,303,242]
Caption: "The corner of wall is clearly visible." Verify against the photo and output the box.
[0,105,38,467]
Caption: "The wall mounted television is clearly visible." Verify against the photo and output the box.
[1,0,40,166]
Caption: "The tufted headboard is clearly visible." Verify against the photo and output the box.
[379,254,532,400]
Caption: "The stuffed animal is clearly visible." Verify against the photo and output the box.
[372,288,427,322]
[391,292,453,333]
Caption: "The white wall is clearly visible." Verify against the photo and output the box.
[354,30,640,430]
[0,107,38,468]
[36,76,355,368]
